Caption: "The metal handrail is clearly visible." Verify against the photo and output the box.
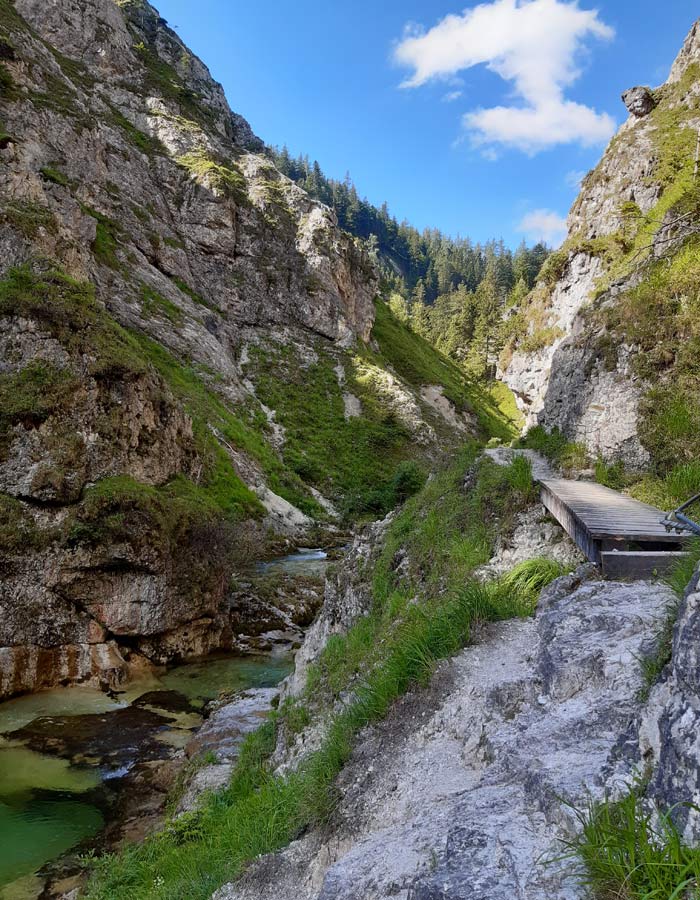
[663,492,700,537]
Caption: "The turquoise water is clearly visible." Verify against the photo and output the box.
[256,547,329,577]
[0,653,292,897]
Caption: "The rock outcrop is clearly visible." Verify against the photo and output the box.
[215,567,676,900]
[502,19,700,468]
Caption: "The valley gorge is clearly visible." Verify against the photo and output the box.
[2,2,700,899]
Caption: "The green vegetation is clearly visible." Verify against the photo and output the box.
[130,38,214,130]
[1,201,57,239]
[0,61,16,99]
[371,300,517,441]
[86,451,562,900]
[0,361,79,454]
[109,107,163,156]
[564,787,700,900]
[68,472,261,553]
[0,266,265,526]
[629,461,700,514]
[176,151,247,205]
[132,334,318,517]
[40,166,70,187]
[139,283,183,324]
[246,339,417,519]
[0,266,146,379]
[593,456,628,491]
[80,205,122,270]
[171,275,219,312]
[0,493,48,552]
[518,426,589,473]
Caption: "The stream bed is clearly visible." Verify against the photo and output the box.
[0,654,293,899]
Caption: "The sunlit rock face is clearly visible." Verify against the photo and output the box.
[502,20,700,469]
[0,0,378,698]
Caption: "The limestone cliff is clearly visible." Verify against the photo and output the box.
[0,0,485,699]
[502,20,700,469]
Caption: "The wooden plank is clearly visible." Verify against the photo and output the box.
[539,478,690,578]
[540,479,675,542]
[601,551,689,580]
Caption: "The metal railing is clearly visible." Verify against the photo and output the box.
[663,493,700,537]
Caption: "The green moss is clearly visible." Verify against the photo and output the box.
[164,236,184,249]
[139,283,184,324]
[40,166,69,187]
[176,151,248,204]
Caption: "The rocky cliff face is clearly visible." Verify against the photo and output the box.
[0,0,481,699]
[502,20,700,468]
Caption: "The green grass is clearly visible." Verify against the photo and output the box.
[371,300,517,442]
[594,456,628,491]
[176,151,248,204]
[486,379,525,432]
[518,425,588,473]
[245,339,426,519]
[80,205,122,270]
[0,493,52,552]
[563,788,700,900]
[109,107,163,156]
[139,283,184,324]
[0,361,79,438]
[86,450,558,900]
[40,166,70,187]
[1,200,57,239]
[628,462,700,515]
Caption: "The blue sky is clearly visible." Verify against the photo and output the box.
[154,0,696,247]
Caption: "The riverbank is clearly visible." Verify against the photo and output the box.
[0,548,332,899]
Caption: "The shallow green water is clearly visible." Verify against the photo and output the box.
[0,653,292,897]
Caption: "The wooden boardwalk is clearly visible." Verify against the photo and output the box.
[540,479,688,579]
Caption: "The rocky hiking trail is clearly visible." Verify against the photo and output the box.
[216,567,675,900]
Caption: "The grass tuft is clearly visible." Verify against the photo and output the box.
[563,788,700,900]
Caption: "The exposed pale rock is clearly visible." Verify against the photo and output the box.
[216,570,675,900]
[419,385,471,433]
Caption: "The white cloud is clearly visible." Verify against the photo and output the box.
[394,0,616,153]
[517,208,568,245]
[442,89,464,102]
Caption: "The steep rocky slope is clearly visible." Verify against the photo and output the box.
[503,21,700,470]
[0,0,500,700]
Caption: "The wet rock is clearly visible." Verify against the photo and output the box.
[11,705,174,768]
[185,687,278,761]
